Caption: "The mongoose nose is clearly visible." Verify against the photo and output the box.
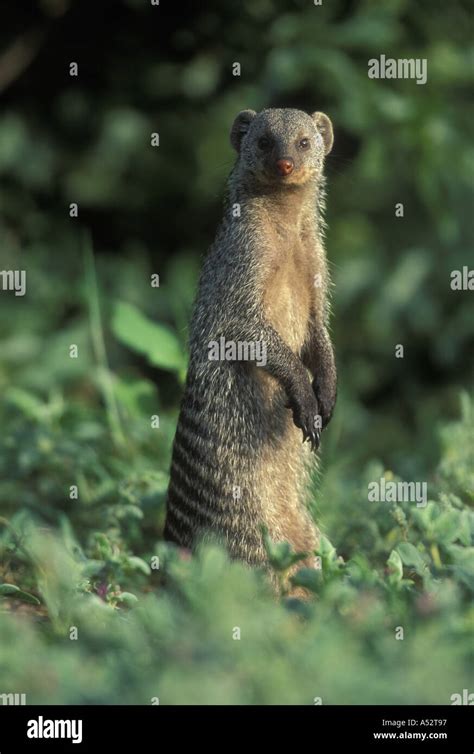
[276,158,294,176]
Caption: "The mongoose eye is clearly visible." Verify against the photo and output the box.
[298,138,310,150]
[258,136,272,151]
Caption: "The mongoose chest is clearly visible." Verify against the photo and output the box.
[263,230,314,353]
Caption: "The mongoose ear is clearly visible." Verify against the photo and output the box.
[230,109,257,152]
[311,112,334,155]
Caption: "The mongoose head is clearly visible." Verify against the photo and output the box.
[230,107,333,189]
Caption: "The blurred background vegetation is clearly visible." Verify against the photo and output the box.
[0,0,472,704]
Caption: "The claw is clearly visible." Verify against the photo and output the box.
[302,427,321,453]
[310,428,320,452]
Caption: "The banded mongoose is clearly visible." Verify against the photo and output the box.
[165,107,337,573]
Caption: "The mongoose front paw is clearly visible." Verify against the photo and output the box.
[288,388,321,452]
[312,379,336,430]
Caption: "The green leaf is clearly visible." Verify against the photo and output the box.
[262,527,307,571]
[5,388,45,421]
[125,556,151,575]
[445,545,474,591]
[290,567,322,593]
[317,535,337,560]
[0,583,41,605]
[111,300,186,375]
[397,543,427,574]
[116,592,139,607]
[386,550,403,583]
[315,535,343,578]
[432,510,464,544]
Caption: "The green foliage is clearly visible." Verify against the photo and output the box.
[112,300,187,380]
[0,368,472,702]
[262,526,308,571]
[0,584,40,605]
